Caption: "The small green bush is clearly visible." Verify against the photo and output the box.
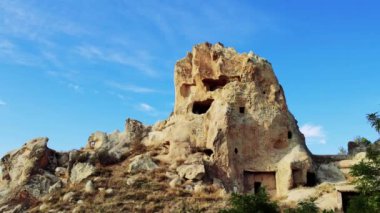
[284,200,319,213]
[352,136,371,145]
[219,188,280,213]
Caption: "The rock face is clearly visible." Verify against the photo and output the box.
[127,154,158,173]
[69,163,96,183]
[144,42,313,196]
[0,43,365,212]
[316,163,346,183]
[85,119,150,165]
[0,138,60,206]
[176,153,205,180]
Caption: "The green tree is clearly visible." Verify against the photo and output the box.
[352,136,371,145]
[219,188,280,213]
[338,146,347,155]
[348,112,380,213]
[367,112,380,133]
[284,200,319,213]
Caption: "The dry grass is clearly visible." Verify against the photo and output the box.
[27,147,227,213]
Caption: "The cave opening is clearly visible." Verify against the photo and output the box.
[239,107,245,114]
[341,191,359,213]
[192,99,214,114]
[202,75,228,91]
[288,131,293,139]
[306,172,317,187]
[292,169,303,188]
[203,149,214,156]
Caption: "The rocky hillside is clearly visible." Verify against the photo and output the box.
[0,43,366,212]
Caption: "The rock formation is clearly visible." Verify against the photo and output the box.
[0,43,367,212]
[145,42,313,196]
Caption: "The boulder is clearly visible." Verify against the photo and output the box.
[105,188,113,195]
[84,119,150,166]
[54,167,67,177]
[48,181,62,194]
[84,180,95,194]
[127,154,158,173]
[70,163,96,183]
[176,153,205,180]
[62,191,75,202]
[177,164,205,181]
[86,130,134,165]
[0,137,61,205]
[317,163,346,183]
[39,203,49,211]
[125,118,150,143]
[24,171,60,198]
[0,137,53,186]
[169,177,182,188]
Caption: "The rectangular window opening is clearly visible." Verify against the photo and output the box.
[239,107,245,114]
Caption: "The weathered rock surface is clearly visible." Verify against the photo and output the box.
[85,119,150,165]
[177,164,205,180]
[176,153,205,180]
[316,163,346,183]
[127,154,158,173]
[143,42,313,196]
[0,137,61,208]
[70,163,96,183]
[0,43,369,212]
[84,180,95,194]
[62,191,75,202]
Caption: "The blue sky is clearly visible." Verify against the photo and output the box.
[0,0,379,156]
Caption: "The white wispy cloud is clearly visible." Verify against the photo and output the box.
[106,81,158,93]
[67,83,83,93]
[0,1,86,68]
[0,100,7,106]
[107,91,129,101]
[0,39,37,65]
[121,1,278,44]
[300,124,327,144]
[139,103,155,112]
[136,102,161,117]
[0,1,85,42]
[46,70,79,82]
[75,45,157,76]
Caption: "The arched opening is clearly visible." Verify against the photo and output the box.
[234,148,238,154]
[239,107,245,114]
[192,99,214,114]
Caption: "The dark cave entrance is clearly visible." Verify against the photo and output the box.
[306,172,317,187]
[202,76,228,91]
[192,99,214,114]
[341,191,359,213]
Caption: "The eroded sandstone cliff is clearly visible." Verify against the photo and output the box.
[0,43,360,212]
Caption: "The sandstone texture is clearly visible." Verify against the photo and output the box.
[0,42,372,212]
[144,42,313,196]
[127,154,158,173]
